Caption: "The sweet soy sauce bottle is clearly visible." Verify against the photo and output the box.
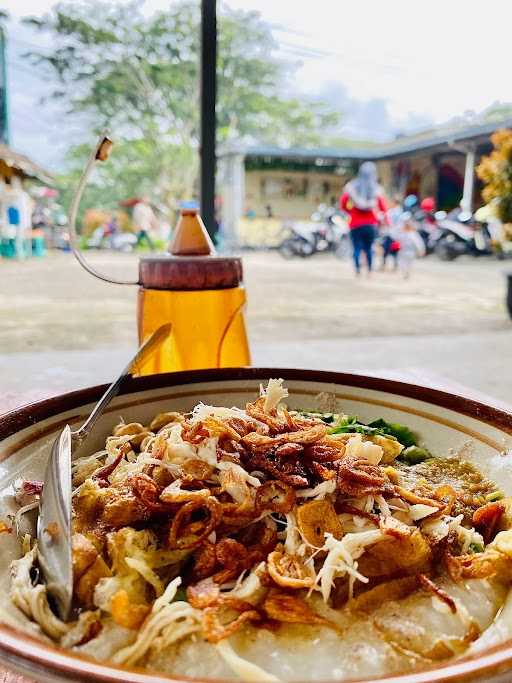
[68,136,251,374]
[136,208,250,374]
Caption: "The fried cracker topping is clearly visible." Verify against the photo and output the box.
[9,379,511,672]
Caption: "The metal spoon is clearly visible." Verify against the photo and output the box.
[37,323,171,620]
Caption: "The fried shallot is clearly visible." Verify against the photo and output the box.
[267,549,315,589]
[296,499,343,547]
[168,496,222,549]
[263,589,335,629]
[473,501,505,544]
[418,574,457,613]
[202,599,261,643]
[255,480,296,515]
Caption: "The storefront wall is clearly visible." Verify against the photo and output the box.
[245,154,468,220]
[219,141,487,246]
[377,152,466,209]
[244,169,348,219]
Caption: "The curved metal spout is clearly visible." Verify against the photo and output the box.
[68,133,139,286]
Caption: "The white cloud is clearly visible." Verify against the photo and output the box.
[227,0,512,128]
[5,0,512,166]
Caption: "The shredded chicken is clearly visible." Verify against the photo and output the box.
[9,379,511,682]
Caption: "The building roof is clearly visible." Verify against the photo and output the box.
[223,143,370,162]
[219,116,512,164]
[219,143,367,163]
[0,143,54,184]
[375,117,512,158]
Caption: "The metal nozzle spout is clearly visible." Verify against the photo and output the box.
[95,136,113,162]
[68,132,138,286]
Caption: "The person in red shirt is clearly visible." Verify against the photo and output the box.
[340,161,388,275]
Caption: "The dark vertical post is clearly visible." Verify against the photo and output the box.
[0,22,9,145]
[507,273,512,320]
[200,0,217,238]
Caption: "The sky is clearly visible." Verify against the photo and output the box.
[4,0,512,170]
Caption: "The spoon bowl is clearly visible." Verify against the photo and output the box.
[36,323,171,619]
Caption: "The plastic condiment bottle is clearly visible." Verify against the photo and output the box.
[136,209,251,375]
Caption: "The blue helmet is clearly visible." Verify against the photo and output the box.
[403,194,418,210]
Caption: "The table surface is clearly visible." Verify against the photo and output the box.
[1,370,510,682]
[1,675,33,683]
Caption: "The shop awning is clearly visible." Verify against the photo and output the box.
[0,143,54,185]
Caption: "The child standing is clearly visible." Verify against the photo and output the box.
[380,195,402,271]
[396,212,425,278]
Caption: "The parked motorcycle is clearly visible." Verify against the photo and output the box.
[411,200,443,255]
[87,226,138,252]
[278,222,319,258]
[433,211,493,261]
[278,207,350,259]
[412,213,442,255]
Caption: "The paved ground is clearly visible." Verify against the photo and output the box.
[1,250,511,411]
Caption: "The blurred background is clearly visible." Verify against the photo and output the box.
[1,0,512,409]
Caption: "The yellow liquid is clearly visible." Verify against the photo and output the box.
[136,286,251,375]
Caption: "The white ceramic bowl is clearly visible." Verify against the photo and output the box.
[1,368,512,683]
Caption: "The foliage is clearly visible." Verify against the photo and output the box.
[55,139,196,226]
[483,102,512,123]
[23,1,340,222]
[477,129,512,223]
[80,208,131,236]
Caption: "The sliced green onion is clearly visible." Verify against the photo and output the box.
[399,446,431,465]
[469,542,484,554]
[485,490,504,502]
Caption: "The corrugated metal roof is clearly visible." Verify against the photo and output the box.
[223,143,370,161]
[0,143,54,184]
[219,142,368,162]
[219,117,512,163]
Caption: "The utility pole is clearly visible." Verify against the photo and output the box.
[199,0,217,239]
[0,18,9,145]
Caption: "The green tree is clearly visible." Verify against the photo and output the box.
[477,129,512,223]
[23,1,339,219]
[484,102,512,123]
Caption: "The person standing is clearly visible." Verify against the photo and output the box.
[340,161,387,276]
[396,212,425,279]
[133,196,156,250]
[381,194,402,271]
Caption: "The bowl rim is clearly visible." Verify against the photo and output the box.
[1,366,512,683]
[2,367,512,442]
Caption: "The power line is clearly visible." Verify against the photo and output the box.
[9,59,43,78]
[7,58,403,139]
[10,35,52,54]
[9,25,417,74]
[6,25,439,141]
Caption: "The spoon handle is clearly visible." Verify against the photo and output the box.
[73,323,172,444]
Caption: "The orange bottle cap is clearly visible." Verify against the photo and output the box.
[140,210,241,290]
[169,209,216,256]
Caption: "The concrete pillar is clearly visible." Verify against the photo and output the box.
[219,153,245,250]
[0,178,6,238]
[461,145,476,213]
